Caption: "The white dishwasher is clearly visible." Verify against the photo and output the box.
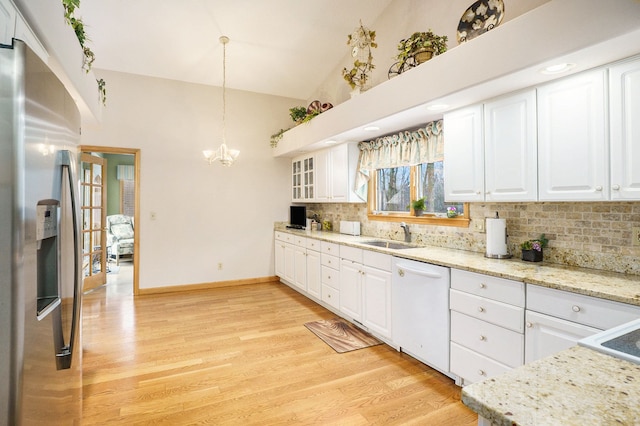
[392,257,451,376]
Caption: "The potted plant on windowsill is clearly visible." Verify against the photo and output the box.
[520,234,549,262]
[411,197,426,216]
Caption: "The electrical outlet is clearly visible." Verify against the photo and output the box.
[633,227,640,247]
[474,219,485,233]
[218,262,223,270]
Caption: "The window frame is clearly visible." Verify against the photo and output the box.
[367,165,470,228]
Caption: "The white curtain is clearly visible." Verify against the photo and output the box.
[355,120,443,199]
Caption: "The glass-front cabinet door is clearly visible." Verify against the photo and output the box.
[303,156,314,199]
[292,159,302,200]
[292,155,315,201]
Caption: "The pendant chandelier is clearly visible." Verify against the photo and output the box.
[203,36,240,167]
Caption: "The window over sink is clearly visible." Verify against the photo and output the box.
[357,120,469,227]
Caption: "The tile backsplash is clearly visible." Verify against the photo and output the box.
[305,202,640,275]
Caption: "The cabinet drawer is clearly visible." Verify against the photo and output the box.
[321,241,340,256]
[450,289,524,333]
[293,236,307,246]
[527,284,640,330]
[450,342,512,385]
[306,238,320,251]
[321,253,339,270]
[321,284,339,309]
[451,269,524,307]
[275,231,290,242]
[363,250,391,271]
[340,245,362,263]
[450,311,524,368]
[321,265,339,289]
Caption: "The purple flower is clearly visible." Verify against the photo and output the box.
[532,241,542,251]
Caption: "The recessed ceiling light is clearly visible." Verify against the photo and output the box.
[426,104,450,111]
[540,63,576,75]
[364,126,380,132]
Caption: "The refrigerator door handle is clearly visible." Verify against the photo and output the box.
[54,150,82,370]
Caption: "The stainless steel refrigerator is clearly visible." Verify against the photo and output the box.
[0,40,83,425]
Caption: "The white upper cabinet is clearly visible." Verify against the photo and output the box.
[444,91,537,203]
[609,57,640,200]
[444,105,484,202]
[484,90,538,202]
[537,69,608,201]
[314,142,364,203]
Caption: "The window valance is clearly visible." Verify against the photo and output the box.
[355,120,443,199]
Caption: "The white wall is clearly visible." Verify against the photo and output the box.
[82,70,302,289]
[310,0,550,105]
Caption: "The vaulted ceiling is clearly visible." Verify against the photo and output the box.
[78,0,393,100]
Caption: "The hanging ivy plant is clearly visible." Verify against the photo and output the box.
[61,0,106,106]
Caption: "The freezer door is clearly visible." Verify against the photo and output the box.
[1,40,83,425]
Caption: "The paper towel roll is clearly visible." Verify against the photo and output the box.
[486,218,508,256]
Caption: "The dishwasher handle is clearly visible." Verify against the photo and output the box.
[396,264,443,279]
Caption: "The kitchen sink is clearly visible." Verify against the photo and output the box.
[579,318,640,365]
[360,240,419,250]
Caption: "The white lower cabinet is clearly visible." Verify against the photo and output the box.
[362,251,392,340]
[292,237,307,292]
[525,284,640,363]
[320,242,340,309]
[274,231,295,284]
[449,269,525,385]
[524,310,600,363]
[306,240,321,299]
[339,247,392,340]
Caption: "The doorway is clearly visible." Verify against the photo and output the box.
[80,146,140,296]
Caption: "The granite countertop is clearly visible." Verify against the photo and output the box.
[461,346,640,425]
[275,225,640,307]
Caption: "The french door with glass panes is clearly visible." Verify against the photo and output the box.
[80,153,107,291]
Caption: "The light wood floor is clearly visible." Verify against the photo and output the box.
[82,273,477,425]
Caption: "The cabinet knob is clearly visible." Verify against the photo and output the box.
[476,191,482,195]
[328,260,332,264]
[479,335,486,341]
[595,186,603,191]
[479,283,486,289]
[478,307,485,313]
[398,269,405,277]
[327,275,331,279]
[478,370,486,376]
[485,191,490,195]
[572,305,581,312]
[327,294,331,299]
[612,184,620,190]
[526,322,533,328]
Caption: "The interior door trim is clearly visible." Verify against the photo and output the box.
[80,146,141,296]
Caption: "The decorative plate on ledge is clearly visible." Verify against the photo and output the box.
[457,0,505,44]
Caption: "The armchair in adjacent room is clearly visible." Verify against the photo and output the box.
[106,214,134,265]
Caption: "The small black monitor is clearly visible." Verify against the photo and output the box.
[288,205,306,229]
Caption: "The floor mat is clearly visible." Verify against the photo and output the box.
[304,318,383,353]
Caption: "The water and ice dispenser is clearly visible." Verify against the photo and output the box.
[36,199,61,319]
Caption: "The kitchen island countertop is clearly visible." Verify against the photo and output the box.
[461,345,640,425]
[275,225,640,307]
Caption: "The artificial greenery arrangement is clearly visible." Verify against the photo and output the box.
[61,0,106,105]
[342,22,377,91]
[396,30,448,67]
[270,129,285,148]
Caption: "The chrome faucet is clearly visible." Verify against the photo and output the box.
[400,222,411,243]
